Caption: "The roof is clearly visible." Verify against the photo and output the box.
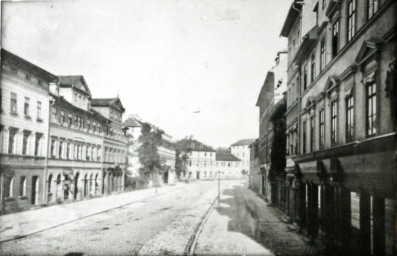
[123,117,142,128]
[176,139,215,152]
[280,3,302,37]
[231,139,256,147]
[1,49,58,82]
[58,75,91,96]
[91,97,125,113]
[256,71,274,107]
[216,152,241,162]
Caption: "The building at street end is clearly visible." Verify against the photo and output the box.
[230,138,255,175]
[177,138,244,180]
[0,49,57,213]
[123,115,176,186]
[280,0,396,254]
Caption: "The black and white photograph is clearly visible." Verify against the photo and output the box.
[0,0,396,255]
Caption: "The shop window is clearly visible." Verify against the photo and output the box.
[346,96,355,142]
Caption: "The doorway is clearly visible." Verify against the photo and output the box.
[31,176,39,205]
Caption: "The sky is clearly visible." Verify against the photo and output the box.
[2,0,290,148]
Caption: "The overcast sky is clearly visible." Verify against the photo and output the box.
[2,0,290,147]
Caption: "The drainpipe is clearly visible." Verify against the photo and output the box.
[44,86,55,205]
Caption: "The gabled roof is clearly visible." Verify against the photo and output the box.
[123,117,142,128]
[216,152,241,162]
[1,49,58,82]
[280,3,302,37]
[91,97,125,113]
[231,139,256,147]
[58,75,91,96]
[256,71,274,107]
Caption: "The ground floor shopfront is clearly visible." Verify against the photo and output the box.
[285,134,396,255]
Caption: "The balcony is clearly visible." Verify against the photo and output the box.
[0,154,45,167]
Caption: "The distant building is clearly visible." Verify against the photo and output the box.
[123,115,176,185]
[177,138,244,180]
[230,138,256,174]
[0,49,57,213]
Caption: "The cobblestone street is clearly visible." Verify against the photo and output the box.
[0,180,240,255]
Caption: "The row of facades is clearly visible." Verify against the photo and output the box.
[0,49,128,214]
[250,0,396,255]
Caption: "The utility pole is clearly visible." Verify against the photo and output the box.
[218,170,220,205]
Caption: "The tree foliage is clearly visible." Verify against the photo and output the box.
[175,136,192,179]
[137,122,164,180]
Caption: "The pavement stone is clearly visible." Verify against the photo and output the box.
[0,183,187,243]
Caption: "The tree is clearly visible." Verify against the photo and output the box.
[137,122,164,183]
[175,136,192,180]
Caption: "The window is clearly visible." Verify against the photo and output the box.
[310,116,315,152]
[311,53,316,82]
[51,139,56,158]
[93,122,96,132]
[322,0,326,9]
[8,129,17,154]
[4,177,14,198]
[68,114,72,127]
[24,97,30,116]
[51,106,57,122]
[22,131,30,155]
[319,110,325,150]
[320,39,326,71]
[332,20,339,58]
[97,124,101,133]
[20,176,26,196]
[346,96,355,142]
[368,0,379,19]
[331,101,338,146]
[81,117,85,129]
[87,120,91,131]
[74,115,78,127]
[37,101,42,119]
[303,64,308,91]
[34,133,42,156]
[67,143,71,159]
[366,77,377,136]
[347,0,356,42]
[302,120,307,154]
[59,141,63,159]
[10,92,17,113]
[60,110,65,124]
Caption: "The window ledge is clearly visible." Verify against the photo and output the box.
[5,197,16,202]
[18,195,28,200]
[10,111,18,117]
[36,118,43,122]
[24,115,32,120]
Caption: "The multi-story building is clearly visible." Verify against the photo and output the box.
[91,98,127,194]
[124,115,176,185]
[177,138,244,180]
[255,51,288,203]
[47,77,126,204]
[281,0,396,254]
[0,49,57,213]
[230,138,255,174]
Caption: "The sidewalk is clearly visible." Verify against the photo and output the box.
[0,183,187,243]
[194,183,312,256]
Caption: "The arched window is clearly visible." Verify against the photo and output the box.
[19,176,27,196]
[4,177,14,198]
